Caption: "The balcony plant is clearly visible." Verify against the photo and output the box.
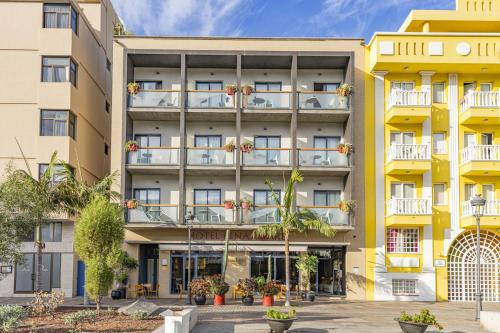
[206,274,229,305]
[224,141,236,153]
[224,200,235,209]
[338,200,355,215]
[336,83,352,108]
[127,82,140,95]
[224,85,238,96]
[337,143,353,155]
[125,199,138,209]
[236,278,256,306]
[241,85,253,96]
[240,198,252,210]
[395,309,443,333]
[189,278,210,305]
[260,280,281,307]
[265,309,297,333]
[124,140,139,152]
[240,141,253,153]
[296,254,318,302]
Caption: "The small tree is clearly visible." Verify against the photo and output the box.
[296,254,319,293]
[74,195,124,313]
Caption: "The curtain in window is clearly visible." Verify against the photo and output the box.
[42,58,69,82]
[53,112,67,136]
[44,5,70,28]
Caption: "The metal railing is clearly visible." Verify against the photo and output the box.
[127,147,179,165]
[297,148,348,167]
[298,92,349,110]
[460,90,499,112]
[244,91,291,109]
[386,198,431,215]
[185,205,236,224]
[187,90,235,108]
[387,90,430,109]
[241,148,291,166]
[462,200,500,217]
[297,206,350,226]
[387,144,430,161]
[128,204,178,223]
[461,145,500,164]
[128,90,180,108]
[186,147,234,166]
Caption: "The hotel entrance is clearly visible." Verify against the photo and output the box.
[170,251,223,293]
[309,247,346,296]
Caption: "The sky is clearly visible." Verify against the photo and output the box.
[111,0,455,42]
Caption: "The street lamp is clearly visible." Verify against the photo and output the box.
[470,194,486,321]
[184,211,195,305]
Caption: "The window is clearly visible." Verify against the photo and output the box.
[193,189,221,223]
[464,82,475,94]
[391,183,415,199]
[15,253,61,292]
[313,82,340,91]
[391,82,414,91]
[43,4,78,34]
[105,101,110,113]
[464,133,476,147]
[42,57,77,86]
[253,189,281,223]
[133,188,160,219]
[38,164,71,183]
[106,58,111,71]
[40,110,76,139]
[480,83,492,92]
[433,184,446,205]
[137,81,162,90]
[41,222,62,242]
[254,136,281,165]
[432,82,445,103]
[104,144,109,155]
[390,132,415,145]
[482,184,494,201]
[255,82,282,91]
[464,184,476,201]
[386,228,419,253]
[392,279,417,296]
[433,132,446,154]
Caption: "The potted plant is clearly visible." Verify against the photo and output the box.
[336,143,353,155]
[237,278,256,306]
[260,280,281,307]
[241,85,253,96]
[265,309,297,333]
[127,82,140,95]
[338,200,355,215]
[224,141,235,153]
[206,274,229,305]
[124,140,139,152]
[336,83,352,108]
[126,199,138,209]
[224,200,235,209]
[395,309,443,333]
[240,141,253,153]
[224,85,238,96]
[189,278,209,305]
[240,198,252,210]
[296,254,318,302]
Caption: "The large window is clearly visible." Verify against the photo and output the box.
[39,164,71,183]
[392,279,417,296]
[15,253,61,292]
[432,82,445,103]
[40,110,76,139]
[42,57,77,86]
[250,252,299,286]
[22,222,62,243]
[386,228,419,253]
[43,4,78,34]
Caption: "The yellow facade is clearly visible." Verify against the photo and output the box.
[366,0,500,301]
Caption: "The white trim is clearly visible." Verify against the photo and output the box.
[449,74,460,231]
[374,272,436,301]
[368,32,500,47]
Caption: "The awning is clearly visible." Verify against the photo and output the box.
[159,244,308,252]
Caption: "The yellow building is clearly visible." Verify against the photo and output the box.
[365,0,500,301]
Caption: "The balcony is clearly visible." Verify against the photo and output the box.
[128,204,178,224]
[460,145,500,176]
[386,144,431,174]
[298,92,349,110]
[459,91,500,125]
[243,91,291,110]
[128,90,180,120]
[241,148,291,174]
[385,90,431,124]
[186,205,236,224]
[241,205,280,224]
[126,148,179,174]
[186,148,235,174]
[297,148,349,175]
[461,200,500,228]
[386,198,432,226]
[297,206,351,228]
[187,91,235,108]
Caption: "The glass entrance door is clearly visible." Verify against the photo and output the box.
[135,134,161,164]
[194,135,222,165]
[308,247,346,295]
[254,136,281,165]
[313,136,341,165]
[170,252,222,293]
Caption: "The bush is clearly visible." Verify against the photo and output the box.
[132,310,149,321]
[236,278,256,297]
[0,305,28,332]
[399,309,443,330]
[63,309,97,327]
[28,291,64,316]
[266,309,296,320]
[206,274,229,296]
[189,278,209,297]
[261,280,281,296]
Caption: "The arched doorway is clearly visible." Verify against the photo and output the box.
[448,230,500,302]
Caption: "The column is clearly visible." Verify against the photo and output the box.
[179,54,187,223]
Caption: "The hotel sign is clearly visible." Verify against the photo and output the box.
[192,230,282,241]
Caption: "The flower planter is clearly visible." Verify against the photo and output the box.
[214,294,225,305]
[194,295,206,306]
[337,96,348,108]
[225,86,237,96]
[395,320,429,333]
[241,202,251,210]
[111,290,121,300]
[224,201,234,209]
[262,295,274,307]
[126,200,138,209]
[265,317,295,333]
[241,295,254,306]
[241,86,253,96]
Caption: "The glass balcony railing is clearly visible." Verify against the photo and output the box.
[242,148,291,166]
[187,91,235,108]
[185,205,236,224]
[298,149,348,167]
[298,92,349,110]
[241,205,280,224]
[127,148,179,165]
[128,204,178,223]
[297,206,350,226]
[244,91,291,109]
[128,90,180,108]
[186,148,234,166]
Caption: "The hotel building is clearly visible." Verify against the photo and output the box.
[111,37,367,299]
[0,0,117,296]
[365,0,500,301]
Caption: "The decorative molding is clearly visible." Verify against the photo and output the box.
[379,41,395,55]
[428,42,444,56]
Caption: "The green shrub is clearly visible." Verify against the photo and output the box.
[132,310,149,320]
[399,309,443,330]
[0,305,28,332]
[63,309,97,327]
[28,291,64,316]
[266,309,296,320]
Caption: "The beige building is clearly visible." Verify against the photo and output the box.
[0,0,117,297]
[111,37,367,299]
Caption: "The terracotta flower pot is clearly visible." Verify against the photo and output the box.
[224,201,234,209]
[262,295,274,307]
[241,202,250,210]
[214,294,225,305]
[225,87,236,95]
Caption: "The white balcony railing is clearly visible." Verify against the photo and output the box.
[460,90,499,112]
[387,144,430,161]
[387,198,431,215]
[128,204,178,224]
[127,148,179,165]
[462,200,500,217]
[387,90,430,109]
[461,145,500,164]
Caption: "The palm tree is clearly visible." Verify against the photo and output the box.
[253,169,337,307]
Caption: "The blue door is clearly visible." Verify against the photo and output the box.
[76,260,85,296]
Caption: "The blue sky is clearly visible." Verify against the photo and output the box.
[111,0,455,42]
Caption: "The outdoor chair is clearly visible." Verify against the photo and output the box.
[232,285,244,300]
[148,284,159,298]
[135,284,145,298]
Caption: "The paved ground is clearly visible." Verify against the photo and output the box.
[3,296,499,333]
